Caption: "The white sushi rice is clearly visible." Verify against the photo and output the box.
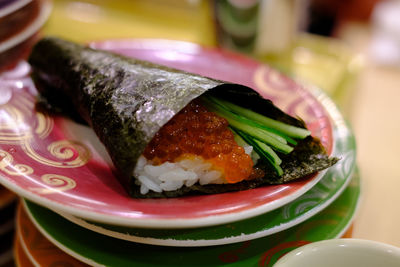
[134,145,257,194]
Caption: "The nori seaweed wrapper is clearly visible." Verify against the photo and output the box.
[28,37,338,198]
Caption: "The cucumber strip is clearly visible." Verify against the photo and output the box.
[204,96,297,145]
[203,98,293,154]
[231,128,260,162]
[245,127,293,154]
[232,128,248,147]
[254,139,282,165]
[209,96,311,139]
[236,131,275,164]
[236,130,283,176]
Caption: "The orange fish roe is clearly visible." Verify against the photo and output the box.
[143,100,257,183]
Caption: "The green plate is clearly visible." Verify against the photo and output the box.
[23,168,360,267]
[58,154,355,247]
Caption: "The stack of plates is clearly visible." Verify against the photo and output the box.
[0,39,358,266]
[0,0,51,72]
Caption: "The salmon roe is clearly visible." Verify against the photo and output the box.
[143,100,258,183]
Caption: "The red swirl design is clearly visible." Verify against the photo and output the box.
[218,241,252,263]
[258,240,311,266]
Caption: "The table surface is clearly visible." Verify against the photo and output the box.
[337,23,400,247]
[18,0,400,249]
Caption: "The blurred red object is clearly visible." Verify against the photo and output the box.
[315,0,383,20]
[308,0,384,36]
[0,33,37,72]
[0,0,51,73]
[0,0,40,43]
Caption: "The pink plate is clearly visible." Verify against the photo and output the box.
[0,39,333,228]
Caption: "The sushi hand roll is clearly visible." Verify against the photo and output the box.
[28,37,338,198]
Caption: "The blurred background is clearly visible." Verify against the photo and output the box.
[1,0,400,265]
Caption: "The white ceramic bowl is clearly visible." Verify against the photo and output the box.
[274,238,400,267]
